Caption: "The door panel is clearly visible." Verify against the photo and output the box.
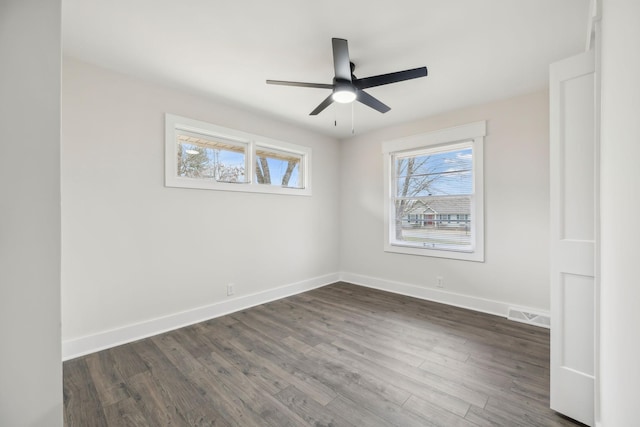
[560,73,596,242]
[550,49,596,427]
[561,273,595,375]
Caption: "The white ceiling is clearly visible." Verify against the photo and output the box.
[62,0,590,139]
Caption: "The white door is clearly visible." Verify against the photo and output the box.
[549,50,596,426]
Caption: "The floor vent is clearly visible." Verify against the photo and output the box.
[507,307,550,329]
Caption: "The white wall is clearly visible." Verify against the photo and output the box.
[61,59,340,350]
[0,1,63,426]
[599,0,640,425]
[340,90,551,313]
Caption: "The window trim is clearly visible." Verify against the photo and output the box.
[165,114,312,196]
[382,121,486,262]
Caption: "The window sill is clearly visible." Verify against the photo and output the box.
[165,176,311,196]
[384,242,484,262]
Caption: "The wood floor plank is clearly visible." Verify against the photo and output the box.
[64,282,583,426]
[149,334,252,427]
[464,403,521,427]
[196,351,310,427]
[124,370,187,426]
[275,385,358,427]
[418,348,513,393]
[233,305,326,348]
[301,346,413,407]
[101,397,150,427]
[63,358,109,427]
[177,324,287,395]
[84,351,131,407]
[311,318,432,367]
[205,320,339,406]
[295,289,470,353]
[403,395,478,427]
[227,316,429,425]
[482,395,566,427]
[128,339,209,416]
[324,284,546,354]
[313,341,480,415]
[288,295,476,370]
[325,395,397,427]
[281,335,315,355]
[108,342,150,379]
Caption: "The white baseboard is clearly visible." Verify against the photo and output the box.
[62,272,339,361]
[63,271,550,360]
[339,271,550,322]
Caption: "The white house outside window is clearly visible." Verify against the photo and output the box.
[383,121,485,262]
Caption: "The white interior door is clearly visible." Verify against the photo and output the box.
[549,50,596,426]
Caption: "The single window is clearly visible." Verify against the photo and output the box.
[165,114,311,195]
[383,121,485,262]
[393,143,473,249]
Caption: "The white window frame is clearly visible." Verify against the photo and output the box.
[383,121,485,262]
[165,114,312,196]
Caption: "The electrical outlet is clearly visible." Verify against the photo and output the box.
[227,283,235,296]
[436,276,444,288]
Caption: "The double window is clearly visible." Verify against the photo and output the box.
[383,121,485,261]
[166,114,311,195]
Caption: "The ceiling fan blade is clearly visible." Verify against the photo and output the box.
[309,94,335,116]
[354,67,428,90]
[357,90,391,114]
[266,80,334,89]
[332,38,352,82]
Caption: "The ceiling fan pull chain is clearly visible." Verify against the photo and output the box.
[351,102,355,134]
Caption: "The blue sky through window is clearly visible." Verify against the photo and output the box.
[396,147,472,197]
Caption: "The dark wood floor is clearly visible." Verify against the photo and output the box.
[64,282,582,426]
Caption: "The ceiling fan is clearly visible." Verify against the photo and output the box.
[266,38,428,116]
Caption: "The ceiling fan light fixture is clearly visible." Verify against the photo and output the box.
[332,85,356,103]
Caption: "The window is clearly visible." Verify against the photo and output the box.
[383,121,485,261]
[165,114,311,195]
[176,131,247,182]
[254,146,303,189]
